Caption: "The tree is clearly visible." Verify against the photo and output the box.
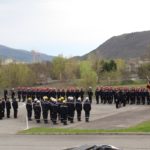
[28,61,52,83]
[109,60,117,71]
[102,60,117,72]
[51,56,66,80]
[0,63,36,88]
[115,59,126,71]
[64,59,80,80]
[138,63,150,79]
[79,61,97,88]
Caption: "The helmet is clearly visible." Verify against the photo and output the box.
[34,98,38,102]
[28,97,32,101]
[85,97,89,101]
[78,97,81,101]
[58,98,62,102]
[63,100,67,103]
[60,97,64,101]
[70,96,74,101]
[43,96,48,100]
[37,100,40,104]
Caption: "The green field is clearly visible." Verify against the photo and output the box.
[20,120,150,135]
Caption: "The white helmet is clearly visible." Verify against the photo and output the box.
[85,97,89,101]
[70,96,74,101]
[34,98,38,102]
[37,100,40,104]
[78,97,81,101]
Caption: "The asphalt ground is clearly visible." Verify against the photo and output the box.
[1,101,150,150]
[0,101,150,133]
[0,134,150,150]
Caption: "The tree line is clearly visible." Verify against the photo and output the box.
[0,56,149,89]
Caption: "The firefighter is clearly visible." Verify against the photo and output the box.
[60,100,68,125]
[75,97,82,121]
[4,89,8,101]
[17,88,22,102]
[1,98,5,118]
[0,99,4,120]
[51,98,58,124]
[41,96,49,123]
[83,97,91,122]
[34,100,41,123]
[67,96,75,123]
[26,98,32,121]
[87,87,93,103]
[33,98,38,119]
[80,88,84,102]
[11,88,15,100]
[95,87,99,104]
[12,98,18,118]
[6,98,11,118]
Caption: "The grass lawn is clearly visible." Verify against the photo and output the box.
[19,120,150,135]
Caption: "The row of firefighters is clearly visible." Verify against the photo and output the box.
[4,87,150,106]
[0,98,18,119]
[26,96,91,125]
[0,96,91,125]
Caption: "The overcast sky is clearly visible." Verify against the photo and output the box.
[0,0,150,57]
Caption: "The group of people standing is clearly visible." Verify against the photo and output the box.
[95,86,150,108]
[16,87,94,103]
[26,96,91,125]
[0,98,18,120]
[1,85,150,123]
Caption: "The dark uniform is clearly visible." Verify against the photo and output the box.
[41,97,49,123]
[22,88,27,102]
[12,98,18,118]
[51,100,58,124]
[75,88,80,100]
[83,98,91,122]
[34,101,41,123]
[115,90,122,108]
[60,101,68,125]
[75,97,82,121]
[57,98,63,121]
[4,89,8,101]
[67,97,75,123]
[80,88,84,102]
[26,98,32,121]
[17,89,22,102]
[95,88,99,104]
[6,99,11,118]
[87,87,93,103]
[1,98,5,117]
[11,89,15,100]
[0,100,4,119]
[33,99,37,119]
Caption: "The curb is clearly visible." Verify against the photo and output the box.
[18,132,150,136]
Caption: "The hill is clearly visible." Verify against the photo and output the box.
[82,31,150,59]
[0,44,53,63]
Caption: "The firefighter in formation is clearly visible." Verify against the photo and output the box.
[0,97,18,120]
[94,86,150,108]
[25,95,91,125]
[1,84,150,123]
[16,87,94,103]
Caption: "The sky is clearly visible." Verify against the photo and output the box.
[0,0,150,57]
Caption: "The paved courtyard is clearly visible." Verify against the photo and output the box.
[0,102,150,134]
